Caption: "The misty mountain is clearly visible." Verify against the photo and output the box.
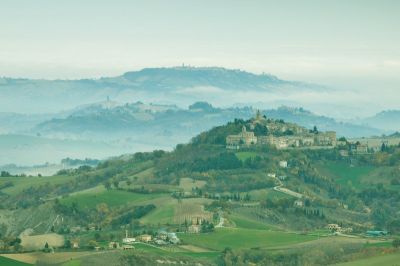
[358,110,400,131]
[0,67,325,114]
[33,101,254,142]
[1,101,385,166]
[264,106,384,138]
[34,101,382,142]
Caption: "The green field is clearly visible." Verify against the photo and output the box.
[229,214,276,230]
[60,189,167,209]
[133,243,220,261]
[0,256,32,266]
[235,151,258,162]
[62,260,81,266]
[141,203,175,224]
[319,162,375,189]
[179,228,317,251]
[336,252,400,266]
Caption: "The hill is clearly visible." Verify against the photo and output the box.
[265,106,382,137]
[34,102,382,142]
[1,118,399,265]
[0,102,380,167]
[0,67,325,114]
[0,99,387,169]
[359,110,400,131]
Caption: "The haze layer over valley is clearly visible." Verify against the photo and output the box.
[1,67,400,169]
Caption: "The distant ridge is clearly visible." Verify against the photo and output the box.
[0,66,327,113]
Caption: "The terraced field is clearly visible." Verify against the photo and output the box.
[141,197,213,225]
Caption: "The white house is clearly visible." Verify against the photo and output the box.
[279,161,288,168]
[122,230,136,244]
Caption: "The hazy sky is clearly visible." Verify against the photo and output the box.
[1,0,399,90]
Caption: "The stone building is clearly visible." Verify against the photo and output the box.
[226,126,257,148]
[315,131,337,146]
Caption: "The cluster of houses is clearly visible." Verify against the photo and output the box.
[68,230,182,251]
[226,112,337,150]
[326,224,390,237]
[119,230,181,249]
[338,143,369,156]
[326,224,353,234]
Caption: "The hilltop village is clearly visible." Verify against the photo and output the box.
[226,111,338,150]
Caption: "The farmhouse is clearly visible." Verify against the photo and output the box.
[72,240,80,249]
[327,224,341,231]
[138,234,152,242]
[294,199,304,207]
[158,230,168,241]
[122,230,136,244]
[155,239,167,245]
[279,160,288,168]
[188,224,201,233]
[167,232,180,244]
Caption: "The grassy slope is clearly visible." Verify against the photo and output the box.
[133,243,219,260]
[335,252,400,266]
[318,162,375,190]
[235,151,258,162]
[141,204,175,224]
[60,189,167,209]
[229,214,278,231]
[62,260,81,266]
[59,245,219,265]
[0,174,75,195]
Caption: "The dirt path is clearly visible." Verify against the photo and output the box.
[272,175,303,198]
[273,186,303,198]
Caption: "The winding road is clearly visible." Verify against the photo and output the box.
[272,176,303,199]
